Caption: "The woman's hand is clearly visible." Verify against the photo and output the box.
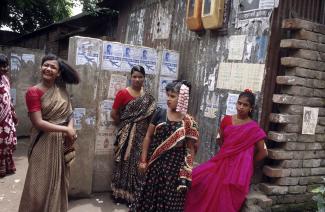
[65,126,77,144]
[138,161,148,174]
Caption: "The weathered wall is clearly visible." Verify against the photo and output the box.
[0,46,44,137]
[261,18,325,212]
[113,0,272,163]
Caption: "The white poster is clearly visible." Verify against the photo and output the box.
[158,76,176,104]
[139,47,158,75]
[10,54,21,72]
[95,125,117,154]
[120,45,140,71]
[226,93,239,115]
[160,50,179,77]
[73,108,86,130]
[204,94,219,119]
[228,35,246,61]
[76,39,100,67]
[99,100,114,127]
[102,42,123,71]
[107,74,127,99]
[10,88,16,106]
[302,107,319,135]
[216,63,265,92]
[22,54,35,64]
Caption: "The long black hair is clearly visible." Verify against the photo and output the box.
[238,89,255,117]
[41,54,80,84]
[165,80,192,95]
[0,54,9,67]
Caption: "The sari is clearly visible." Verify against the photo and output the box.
[185,121,266,212]
[111,93,156,203]
[134,110,199,212]
[19,85,73,212]
[0,75,17,177]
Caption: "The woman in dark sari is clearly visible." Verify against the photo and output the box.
[110,65,156,205]
[134,80,199,212]
[0,54,18,178]
[19,54,80,212]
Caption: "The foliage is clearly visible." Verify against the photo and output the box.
[0,0,73,34]
[312,177,325,212]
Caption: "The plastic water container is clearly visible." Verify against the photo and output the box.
[201,0,225,29]
[186,0,203,31]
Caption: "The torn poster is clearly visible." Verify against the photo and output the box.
[302,107,319,135]
[107,74,127,99]
[76,39,100,67]
[226,93,239,115]
[74,108,86,130]
[228,35,246,61]
[95,124,117,154]
[204,94,219,119]
[22,54,35,64]
[158,76,176,106]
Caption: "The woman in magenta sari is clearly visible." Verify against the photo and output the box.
[185,89,268,212]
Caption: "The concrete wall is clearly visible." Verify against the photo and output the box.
[0,46,44,137]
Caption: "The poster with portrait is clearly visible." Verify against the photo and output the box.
[204,94,219,119]
[107,74,127,99]
[160,50,179,77]
[120,45,140,71]
[102,42,123,71]
[302,107,319,135]
[99,100,114,127]
[139,47,158,75]
[158,76,176,108]
[76,39,100,67]
[95,124,117,154]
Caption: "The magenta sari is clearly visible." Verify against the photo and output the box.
[185,121,266,212]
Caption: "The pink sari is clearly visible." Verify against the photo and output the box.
[185,121,266,212]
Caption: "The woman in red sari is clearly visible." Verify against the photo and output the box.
[185,89,268,212]
[0,54,18,178]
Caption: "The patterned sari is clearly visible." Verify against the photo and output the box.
[134,110,199,212]
[0,75,17,177]
[19,85,73,212]
[111,93,156,203]
[185,121,266,212]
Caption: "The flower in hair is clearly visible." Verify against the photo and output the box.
[244,88,252,93]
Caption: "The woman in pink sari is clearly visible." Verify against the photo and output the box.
[185,89,268,212]
[0,54,18,178]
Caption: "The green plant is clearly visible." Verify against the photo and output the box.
[312,177,325,212]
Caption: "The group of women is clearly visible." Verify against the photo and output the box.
[110,64,268,212]
[0,52,268,212]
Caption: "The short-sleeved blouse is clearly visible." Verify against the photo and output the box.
[112,88,135,110]
[25,87,44,112]
[220,115,232,132]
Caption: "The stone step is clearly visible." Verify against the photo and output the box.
[263,165,290,177]
[282,18,325,35]
[268,149,294,160]
[259,183,288,195]
[269,113,301,124]
[242,191,273,212]
[273,94,325,107]
[276,75,325,89]
[280,39,325,53]
[268,131,297,142]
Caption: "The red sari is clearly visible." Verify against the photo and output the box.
[185,118,266,212]
[0,75,17,177]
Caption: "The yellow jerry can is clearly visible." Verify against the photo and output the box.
[201,0,225,29]
[186,0,204,31]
